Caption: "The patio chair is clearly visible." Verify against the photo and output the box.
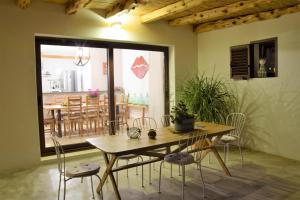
[103,120,144,188]
[51,135,103,200]
[64,96,84,137]
[158,131,207,200]
[116,93,129,124]
[84,96,100,134]
[161,115,181,177]
[133,117,158,184]
[99,94,109,130]
[43,109,56,135]
[220,113,246,165]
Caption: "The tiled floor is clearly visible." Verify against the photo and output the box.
[1,148,300,200]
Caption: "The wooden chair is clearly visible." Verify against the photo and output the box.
[116,93,129,123]
[158,131,207,200]
[44,118,55,135]
[84,96,100,134]
[51,135,103,200]
[99,94,109,131]
[64,96,84,137]
[43,109,56,135]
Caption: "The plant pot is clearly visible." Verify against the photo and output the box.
[175,118,195,132]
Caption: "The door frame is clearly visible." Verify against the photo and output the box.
[35,36,169,156]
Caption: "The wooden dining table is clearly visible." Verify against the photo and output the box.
[87,121,235,200]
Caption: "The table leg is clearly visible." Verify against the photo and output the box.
[211,146,231,176]
[57,109,62,137]
[202,138,231,176]
[97,153,121,200]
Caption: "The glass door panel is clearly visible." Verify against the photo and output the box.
[113,49,165,126]
[40,44,108,148]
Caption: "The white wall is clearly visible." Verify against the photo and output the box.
[197,13,300,161]
[0,0,197,173]
[90,48,108,91]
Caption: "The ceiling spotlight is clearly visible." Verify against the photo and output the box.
[110,21,122,29]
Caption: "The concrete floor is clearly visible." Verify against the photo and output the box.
[1,148,300,200]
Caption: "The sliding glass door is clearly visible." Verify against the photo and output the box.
[36,37,169,156]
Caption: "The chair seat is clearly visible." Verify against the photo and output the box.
[66,163,100,178]
[118,154,139,159]
[164,152,194,165]
[220,135,238,143]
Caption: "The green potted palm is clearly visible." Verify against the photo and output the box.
[179,73,237,123]
[171,101,195,132]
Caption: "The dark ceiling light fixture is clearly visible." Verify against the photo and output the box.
[74,47,90,66]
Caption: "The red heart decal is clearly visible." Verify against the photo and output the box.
[131,56,149,79]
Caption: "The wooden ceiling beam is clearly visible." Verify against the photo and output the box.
[65,0,92,15]
[106,0,146,19]
[170,0,274,26]
[106,0,137,18]
[16,0,31,9]
[194,4,300,33]
[141,0,211,23]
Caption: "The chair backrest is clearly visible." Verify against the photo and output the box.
[161,115,171,127]
[51,135,65,175]
[103,120,128,135]
[133,117,157,131]
[99,94,109,114]
[226,113,246,138]
[86,96,100,118]
[55,96,66,104]
[67,96,82,119]
[118,93,129,113]
[178,131,207,162]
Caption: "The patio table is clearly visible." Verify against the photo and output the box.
[87,121,235,200]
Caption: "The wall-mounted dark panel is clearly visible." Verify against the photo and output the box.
[230,45,250,80]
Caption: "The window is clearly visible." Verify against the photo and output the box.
[230,37,278,80]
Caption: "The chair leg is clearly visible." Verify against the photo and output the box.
[178,165,181,176]
[58,174,61,200]
[182,165,185,200]
[116,159,119,187]
[139,156,144,188]
[208,152,213,164]
[226,143,230,163]
[238,142,244,167]
[90,176,95,199]
[95,175,103,200]
[224,144,227,163]
[170,163,173,178]
[198,162,205,200]
[158,161,164,193]
[126,160,129,178]
[136,157,139,175]
[149,157,152,184]
[63,179,66,200]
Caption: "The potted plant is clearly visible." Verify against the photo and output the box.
[88,89,100,98]
[171,101,195,132]
[179,73,237,123]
